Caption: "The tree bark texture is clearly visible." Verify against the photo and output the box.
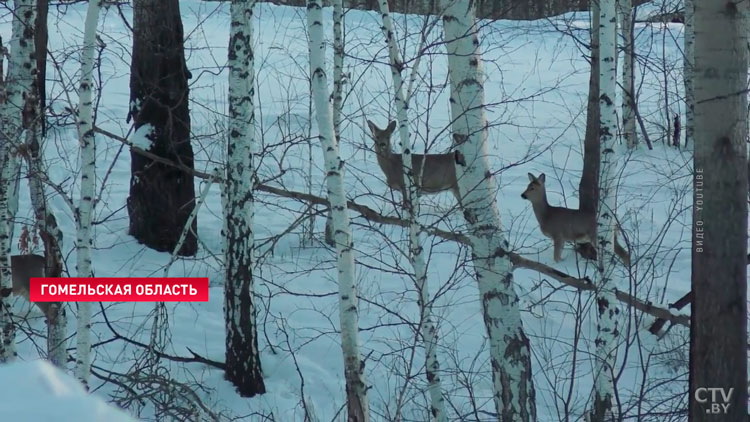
[591,0,620,419]
[224,0,266,398]
[128,0,197,256]
[307,0,370,418]
[688,0,748,420]
[441,0,536,419]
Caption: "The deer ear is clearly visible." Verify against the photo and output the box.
[386,120,397,133]
[367,120,378,134]
[527,173,535,182]
[538,173,546,183]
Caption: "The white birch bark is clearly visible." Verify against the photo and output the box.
[24,93,68,368]
[376,2,446,420]
[306,1,368,419]
[332,0,344,133]
[619,0,637,148]
[74,0,102,389]
[440,1,536,419]
[3,0,36,248]
[0,154,17,362]
[324,0,345,247]
[0,0,38,363]
[592,0,620,419]
[223,0,266,397]
[683,0,694,148]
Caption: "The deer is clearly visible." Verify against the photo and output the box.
[366,120,462,203]
[0,254,57,320]
[521,173,631,265]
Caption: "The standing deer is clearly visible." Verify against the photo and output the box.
[521,173,630,265]
[366,120,461,202]
[0,254,57,319]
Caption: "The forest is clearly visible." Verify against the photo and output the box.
[0,0,746,421]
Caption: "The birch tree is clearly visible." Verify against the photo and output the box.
[74,0,102,388]
[0,0,38,363]
[306,1,368,419]
[224,0,266,398]
[0,148,15,362]
[324,0,345,247]
[440,1,536,419]
[682,0,694,148]
[689,0,748,420]
[619,0,637,148]
[0,166,14,363]
[376,2,446,419]
[23,87,68,368]
[591,0,620,419]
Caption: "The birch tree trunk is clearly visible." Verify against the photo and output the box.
[591,0,620,419]
[0,155,15,362]
[224,0,266,398]
[23,89,68,368]
[324,0,345,248]
[306,1,369,419]
[0,134,15,361]
[619,0,637,149]
[0,143,17,362]
[683,0,694,148]
[689,0,748,420]
[36,0,48,137]
[74,0,102,389]
[0,0,38,363]
[377,2,446,420]
[441,1,536,419]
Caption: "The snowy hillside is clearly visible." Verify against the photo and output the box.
[0,0,710,421]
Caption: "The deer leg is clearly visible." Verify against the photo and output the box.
[614,235,631,266]
[553,237,564,262]
[452,188,462,210]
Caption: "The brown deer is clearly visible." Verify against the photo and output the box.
[366,120,461,202]
[521,173,630,265]
[0,254,57,319]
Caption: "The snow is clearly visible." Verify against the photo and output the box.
[130,123,154,150]
[0,0,734,420]
[0,360,136,422]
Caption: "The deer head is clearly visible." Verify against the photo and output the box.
[366,120,396,156]
[521,172,547,203]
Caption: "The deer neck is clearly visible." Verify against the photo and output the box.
[375,148,404,188]
[529,192,550,223]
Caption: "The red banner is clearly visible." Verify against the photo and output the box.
[29,278,209,302]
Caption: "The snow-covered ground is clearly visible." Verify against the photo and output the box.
[1,1,708,420]
[0,360,136,422]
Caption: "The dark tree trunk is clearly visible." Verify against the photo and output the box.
[35,0,47,136]
[688,0,748,420]
[579,2,599,215]
[576,3,600,261]
[128,0,197,256]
